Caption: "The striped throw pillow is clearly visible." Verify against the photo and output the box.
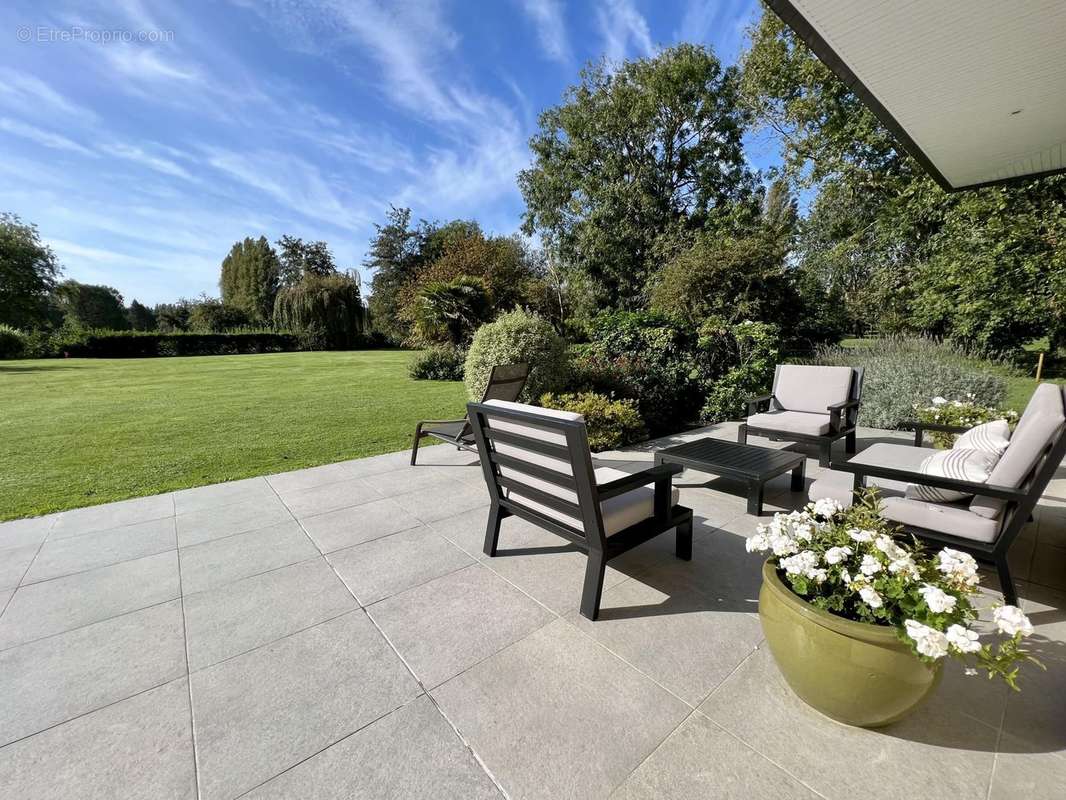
[905,448,1000,503]
[953,419,1011,456]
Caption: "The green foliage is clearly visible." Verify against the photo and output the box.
[187,297,250,333]
[464,310,567,401]
[650,234,796,327]
[697,318,781,422]
[273,272,368,349]
[0,212,61,330]
[571,312,702,434]
[276,235,338,286]
[220,236,280,322]
[519,44,758,310]
[412,276,493,346]
[539,392,646,451]
[913,399,1020,449]
[154,300,192,332]
[408,346,466,381]
[0,323,27,359]
[126,300,156,331]
[54,280,129,330]
[366,207,426,343]
[811,338,1007,429]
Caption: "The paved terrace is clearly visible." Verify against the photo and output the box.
[1,423,1064,799]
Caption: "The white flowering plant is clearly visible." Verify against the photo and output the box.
[747,490,1041,688]
[914,395,1019,448]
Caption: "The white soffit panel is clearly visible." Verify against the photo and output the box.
[770,0,1066,190]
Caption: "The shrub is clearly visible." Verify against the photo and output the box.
[411,276,493,346]
[22,329,303,358]
[698,319,781,422]
[539,392,647,451]
[409,346,466,381]
[810,337,1007,429]
[464,310,567,401]
[0,324,26,359]
[187,297,250,332]
[574,312,702,435]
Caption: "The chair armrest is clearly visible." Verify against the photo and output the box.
[598,463,682,522]
[596,463,682,499]
[827,398,862,431]
[416,418,468,427]
[898,420,973,447]
[830,460,1027,502]
[745,394,773,416]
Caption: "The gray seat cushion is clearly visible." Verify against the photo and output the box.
[970,384,1066,519]
[773,365,854,414]
[747,410,832,436]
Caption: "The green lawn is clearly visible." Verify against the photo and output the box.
[0,351,467,520]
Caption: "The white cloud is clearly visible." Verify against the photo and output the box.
[598,0,654,64]
[100,46,202,83]
[0,117,96,156]
[101,142,194,180]
[0,70,98,123]
[520,0,571,65]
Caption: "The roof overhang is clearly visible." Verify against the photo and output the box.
[766,0,1066,191]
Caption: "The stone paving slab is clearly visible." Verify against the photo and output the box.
[0,427,1062,799]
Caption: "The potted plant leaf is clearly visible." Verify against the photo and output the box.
[748,490,1040,727]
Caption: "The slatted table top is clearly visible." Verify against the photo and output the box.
[654,437,806,480]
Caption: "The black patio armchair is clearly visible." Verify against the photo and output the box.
[468,399,693,620]
[410,363,528,465]
[811,383,1066,605]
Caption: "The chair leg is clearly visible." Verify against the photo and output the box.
[580,551,607,620]
[819,441,832,468]
[410,425,423,466]
[737,424,748,445]
[483,504,503,558]
[845,431,857,455]
[675,517,693,561]
[996,556,1019,606]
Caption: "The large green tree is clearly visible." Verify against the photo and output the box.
[220,236,280,323]
[519,44,759,311]
[126,299,156,331]
[54,280,129,330]
[273,272,367,349]
[0,213,61,330]
[276,236,338,287]
[365,207,430,343]
[741,6,1066,352]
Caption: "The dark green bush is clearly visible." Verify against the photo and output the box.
[697,319,781,422]
[539,392,647,451]
[27,329,303,358]
[464,310,568,401]
[572,312,702,435]
[409,346,466,381]
[0,324,26,359]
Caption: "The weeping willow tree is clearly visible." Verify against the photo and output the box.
[273,272,368,349]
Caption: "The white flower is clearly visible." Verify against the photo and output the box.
[809,568,828,584]
[793,523,814,543]
[888,555,919,580]
[874,534,906,560]
[932,397,947,406]
[859,554,882,576]
[745,533,768,553]
[904,619,949,659]
[780,550,818,577]
[993,605,1034,637]
[937,548,980,587]
[858,586,883,608]
[840,569,852,584]
[918,584,957,614]
[946,624,982,654]
[824,546,852,565]
[848,528,875,543]
[807,497,842,519]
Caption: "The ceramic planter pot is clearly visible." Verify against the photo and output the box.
[758,560,942,728]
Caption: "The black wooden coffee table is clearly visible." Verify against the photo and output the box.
[653,438,806,516]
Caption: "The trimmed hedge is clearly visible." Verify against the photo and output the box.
[42,330,302,358]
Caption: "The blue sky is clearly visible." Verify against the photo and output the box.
[0,0,773,306]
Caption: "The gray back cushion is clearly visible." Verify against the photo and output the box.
[970,384,1065,519]
[773,365,855,414]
